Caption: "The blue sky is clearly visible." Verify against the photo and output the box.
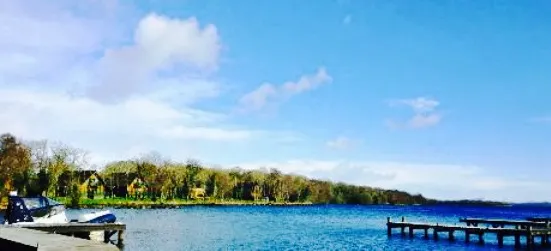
[0,0,550,202]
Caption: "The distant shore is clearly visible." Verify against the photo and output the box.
[51,198,315,209]
[60,198,512,209]
[0,197,512,210]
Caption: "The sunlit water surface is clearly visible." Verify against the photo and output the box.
[59,205,551,250]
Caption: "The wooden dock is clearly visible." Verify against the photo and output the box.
[387,216,551,249]
[459,218,550,229]
[0,227,119,250]
[528,217,551,223]
[4,223,126,247]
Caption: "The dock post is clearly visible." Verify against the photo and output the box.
[514,234,520,248]
[497,232,503,247]
[387,217,391,237]
[527,226,533,248]
[448,230,454,241]
[433,229,439,241]
[400,217,406,236]
[103,231,109,243]
[409,227,414,238]
[424,228,428,239]
[465,231,470,243]
[117,230,124,247]
[477,232,484,245]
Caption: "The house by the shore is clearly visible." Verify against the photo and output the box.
[103,172,147,199]
[57,170,105,199]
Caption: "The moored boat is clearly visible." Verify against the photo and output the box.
[3,191,117,225]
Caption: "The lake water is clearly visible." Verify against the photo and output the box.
[65,205,551,251]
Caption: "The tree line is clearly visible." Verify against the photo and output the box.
[0,133,430,205]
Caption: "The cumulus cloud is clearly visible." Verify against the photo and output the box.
[326,136,356,150]
[239,68,332,111]
[87,13,221,103]
[234,159,548,202]
[0,1,272,166]
[387,97,442,129]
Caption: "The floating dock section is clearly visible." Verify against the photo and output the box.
[387,216,551,249]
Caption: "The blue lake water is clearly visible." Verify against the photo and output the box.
[62,205,551,250]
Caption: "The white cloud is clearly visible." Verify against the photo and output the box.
[326,136,356,150]
[239,68,332,111]
[234,159,549,203]
[0,1,273,167]
[342,15,352,25]
[408,113,442,128]
[397,97,439,113]
[0,87,251,141]
[87,13,221,103]
[387,97,442,129]
[0,0,123,89]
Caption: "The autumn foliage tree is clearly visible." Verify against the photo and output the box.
[0,133,32,200]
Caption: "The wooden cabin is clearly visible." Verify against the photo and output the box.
[103,173,147,199]
[57,170,105,199]
[190,188,205,200]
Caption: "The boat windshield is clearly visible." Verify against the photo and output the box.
[21,197,48,210]
[20,197,62,210]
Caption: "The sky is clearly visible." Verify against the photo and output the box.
[0,0,550,203]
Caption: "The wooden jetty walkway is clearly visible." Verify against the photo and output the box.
[528,217,551,223]
[1,222,126,249]
[459,218,550,229]
[387,216,551,249]
[0,227,119,251]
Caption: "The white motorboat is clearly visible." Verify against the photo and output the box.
[3,191,116,225]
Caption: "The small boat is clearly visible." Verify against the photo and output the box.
[3,191,116,225]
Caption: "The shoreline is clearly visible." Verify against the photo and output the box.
[52,198,316,209]
[74,202,316,209]
[0,198,513,210]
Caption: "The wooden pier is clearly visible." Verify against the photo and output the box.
[0,227,119,250]
[387,216,551,249]
[4,223,126,247]
[528,217,551,223]
[459,218,550,229]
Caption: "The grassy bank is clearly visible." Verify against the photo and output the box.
[52,197,314,209]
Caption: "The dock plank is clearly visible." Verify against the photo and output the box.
[0,227,118,251]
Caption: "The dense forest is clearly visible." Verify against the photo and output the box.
[0,133,431,205]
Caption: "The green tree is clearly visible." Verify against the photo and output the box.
[266,169,283,202]
[213,170,232,200]
[69,181,81,208]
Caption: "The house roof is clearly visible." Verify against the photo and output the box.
[58,170,105,187]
